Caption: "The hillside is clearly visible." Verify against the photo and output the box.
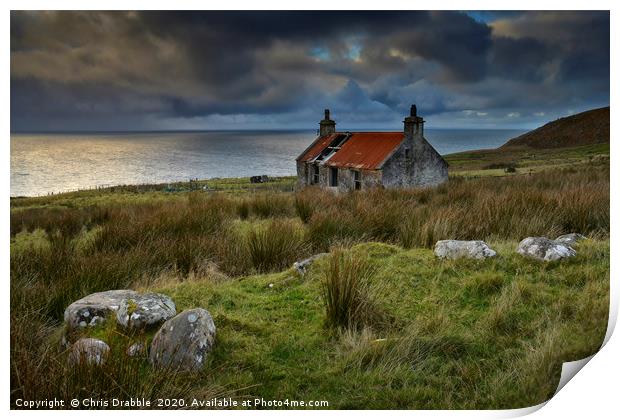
[501,107,609,149]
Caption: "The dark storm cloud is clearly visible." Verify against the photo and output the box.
[489,36,551,81]
[391,11,492,82]
[10,10,609,130]
[491,11,610,83]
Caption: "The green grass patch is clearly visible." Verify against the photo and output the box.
[147,240,608,409]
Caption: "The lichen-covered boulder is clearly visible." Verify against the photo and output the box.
[517,237,576,261]
[149,308,216,371]
[434,240,497,260]
[64,290,175,330]
[555,233,587,246]
[293,253,329,275]
[68,338,110,366]
[64,290,137,329]
[116,293,176,329]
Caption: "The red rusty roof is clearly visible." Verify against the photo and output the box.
[296,133,340,163]
[297,132,405,170]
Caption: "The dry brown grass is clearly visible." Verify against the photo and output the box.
[306,166,609,250]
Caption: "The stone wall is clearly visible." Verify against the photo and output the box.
[333,167,382,191]
[410,136,448,187]
[359,169,383,189]
[296,161,308,188]
[382,133,448,188]
[295,162,331,189]
[381,139,412,188]
[296,161,382,192]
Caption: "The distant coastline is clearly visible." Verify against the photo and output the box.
[11,128,525,197]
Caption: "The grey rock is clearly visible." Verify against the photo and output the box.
[517,237,577,261]
[126,342,147,357]
[555,233,587,246]
[68,338,110,366]
[64,290,137,330]
[64,290,175,331]
[293,253,329,274]
[434,240,497,260]
[150,308,216,371]
[116,293,176,329]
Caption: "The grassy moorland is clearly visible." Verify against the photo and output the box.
[10,147,609,409]
[445,142,609,177]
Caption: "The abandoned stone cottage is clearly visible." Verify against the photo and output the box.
[296,106,448,191]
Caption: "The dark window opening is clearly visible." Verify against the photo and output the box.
[330,167,339,187]
[404,147,411,159]
[312,165,320,184]
[315,132,351,162]
[353,170,361,190]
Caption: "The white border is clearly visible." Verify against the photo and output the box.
[2,2,617,419]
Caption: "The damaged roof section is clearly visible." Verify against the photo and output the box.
[297,132,405,170]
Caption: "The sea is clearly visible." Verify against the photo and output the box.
[10,129,525,197]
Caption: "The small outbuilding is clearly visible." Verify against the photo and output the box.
[296,106,448,191]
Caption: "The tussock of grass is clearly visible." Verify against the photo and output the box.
[464,273,506,298]
[321,250,385,331]
[236,200,250,219]
[294,193,314,223]
[247,193,293,218]
[485,281,528,334]
[246,219,307,272]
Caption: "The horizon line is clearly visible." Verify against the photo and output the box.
[10,127,529,135]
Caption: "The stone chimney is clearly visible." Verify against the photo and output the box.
[404,104,424,138]
[319,109,336,137]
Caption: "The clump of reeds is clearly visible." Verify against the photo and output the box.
[236,200,250,220]
[246,219,307,272]
[294,194,314,223]
[247,193,293,218]
[320,250,384,330]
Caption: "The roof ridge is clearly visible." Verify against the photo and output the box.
[336,131,402,134]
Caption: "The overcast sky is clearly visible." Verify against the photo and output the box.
[10,11,609,132]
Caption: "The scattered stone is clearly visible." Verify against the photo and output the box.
[64,290,175,331]
[517,237,577,261]
[434,240,497,260]
[293,253,329,275]
[268,283,274,288]
[68,338,110,366]
[555,233,587,246]
[127,342,147,357]
[116,293,176,330]
[149,308,217,371]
